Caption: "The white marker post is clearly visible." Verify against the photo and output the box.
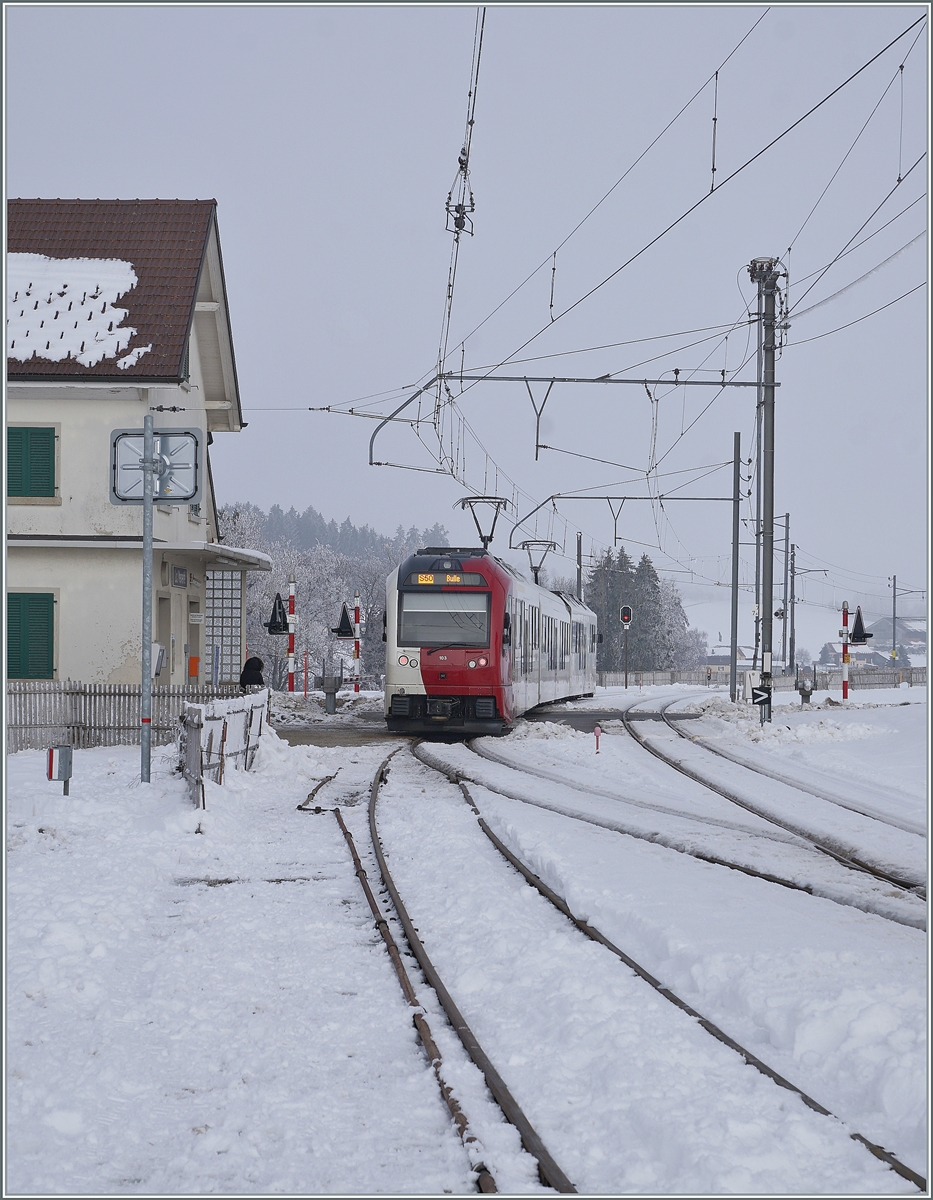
[353,589,361,694]
[594,724,601,754]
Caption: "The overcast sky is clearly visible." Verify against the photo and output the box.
[5,3,929,653]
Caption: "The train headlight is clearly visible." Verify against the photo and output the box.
[409,657,419,668]
[398,655,409,666]
[478,656,488,667]
[468,660,477,668]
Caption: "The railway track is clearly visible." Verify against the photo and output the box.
[448,737,925,931]
[343,746,926,1193]
[660,698,926,838]
[620,697,925,898]
[305,755,572,1193]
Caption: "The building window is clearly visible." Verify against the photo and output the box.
[7,428,55,497]
[7,593,54,678]
[172,566,188,588]
[206,571,242,683]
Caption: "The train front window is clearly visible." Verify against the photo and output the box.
[398,592,490,648]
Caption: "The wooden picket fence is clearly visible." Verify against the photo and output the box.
[597,666,925,691]
[6,680,241,753]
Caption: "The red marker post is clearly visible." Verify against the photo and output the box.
[841,601,849,701]
[287,574,296,693]
[353,589,361,694]
[594,724,601,754]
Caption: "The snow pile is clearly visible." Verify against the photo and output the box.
[268,690,325,725]
[7,252,152,368]
[268,689,384,727]
[508,719,586,742]
[746,718,880,744]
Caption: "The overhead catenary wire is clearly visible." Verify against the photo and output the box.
[782,25,924,260]
[787,151,925,316]
[787,282,924,346]
[789,231,925,320]
[443,8,772,363]
[453,13,927,400]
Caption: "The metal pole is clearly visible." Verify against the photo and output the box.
[353,589,361,694]
[141,414,154,782]
[753,276,763,672]
[788,543,796,676]
[891,574,897,666]
[624,626,629,690]
[287,574,296,692]
[749,258,779,723]
[729,431,741,703]
[782,513,790,671]
[576,532,582,601]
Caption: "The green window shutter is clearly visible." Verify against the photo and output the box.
[7,593,54,679]
[7,428,55,497]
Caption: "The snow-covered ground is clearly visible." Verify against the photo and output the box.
[5,685,927,1193]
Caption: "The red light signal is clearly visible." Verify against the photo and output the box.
[620,605,633,627]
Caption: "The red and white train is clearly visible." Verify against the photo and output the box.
[384,546,599,735]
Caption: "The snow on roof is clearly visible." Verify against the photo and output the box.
[7,199,215,381]
[7,252,152,369]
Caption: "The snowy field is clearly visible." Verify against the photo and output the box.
[5,684,927,1194]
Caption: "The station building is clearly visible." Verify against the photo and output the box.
[6,199,271,686]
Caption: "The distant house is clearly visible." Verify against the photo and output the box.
[7,199,271,685]
[865,617,926,658]
[818,643,904,668]
[706,644,755,667]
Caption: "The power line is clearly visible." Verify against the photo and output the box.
[787,282,924,345]
[443,8,772,361]
[787,151,925,315]
[470,14,926,385]
[790,232,925,320]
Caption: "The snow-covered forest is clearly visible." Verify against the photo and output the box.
[219,505,707,686]
[218,503,449,689]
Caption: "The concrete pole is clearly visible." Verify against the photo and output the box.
[748,258,779,722]
[891,574,897,666]
[729,432,741,702]
[576,532,583,601]
[141,414,154,783]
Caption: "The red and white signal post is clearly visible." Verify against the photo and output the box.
[353,589,361,694]
[287,574,296,693]
[840,601,849,701]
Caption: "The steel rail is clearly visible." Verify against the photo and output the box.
[452,742,923,930]
[331,795,497,1194]
[622,699,925,897]
[368,754,577,1193]
[414,748,925,1193]
[662,703,927,839]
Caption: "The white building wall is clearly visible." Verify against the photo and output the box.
[7,545,221,686]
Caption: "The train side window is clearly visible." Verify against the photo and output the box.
[502,610,511,648]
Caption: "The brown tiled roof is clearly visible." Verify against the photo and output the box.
[7,199,215,381]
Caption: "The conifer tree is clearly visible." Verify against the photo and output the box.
[629,554,663,670]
